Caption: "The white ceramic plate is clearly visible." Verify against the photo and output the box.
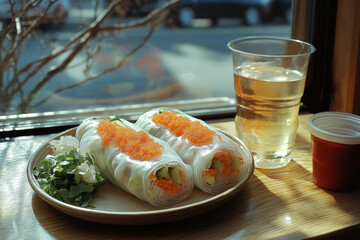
[27,127,254,225]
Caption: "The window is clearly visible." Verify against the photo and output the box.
[293,0,360,115]
[0,0,292,135]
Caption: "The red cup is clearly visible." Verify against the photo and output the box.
[308,112,360,191]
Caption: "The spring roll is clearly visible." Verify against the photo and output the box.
[136,107,246,194]
[75,117,194,206]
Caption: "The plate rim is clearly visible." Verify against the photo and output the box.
[27,126,254,224]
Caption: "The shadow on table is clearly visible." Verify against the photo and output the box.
[308,224,360,240]
[32,174,310,239]
[256,160,312,181]
[257,158,360,239]
[322,186,360,232]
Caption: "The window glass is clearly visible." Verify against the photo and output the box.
[0,0,291,131]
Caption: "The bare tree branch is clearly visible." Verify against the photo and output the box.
[1,0,180,113]
[0,0,53,73]
[26,0,178,110]
[5,0,120,96]
[32,17,159,108]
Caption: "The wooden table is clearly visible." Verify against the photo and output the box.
[1,114,359,239]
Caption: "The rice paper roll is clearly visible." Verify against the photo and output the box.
[75,117,194,206]
[136,107,246,194]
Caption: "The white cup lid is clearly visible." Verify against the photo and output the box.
[307,112,360,144]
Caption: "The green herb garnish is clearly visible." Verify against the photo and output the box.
[33,150,106,208]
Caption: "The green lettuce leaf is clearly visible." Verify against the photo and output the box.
[33,149,106,208]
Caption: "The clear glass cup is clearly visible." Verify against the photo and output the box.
[227,36,315,169]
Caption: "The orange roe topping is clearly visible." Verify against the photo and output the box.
[233,158,244,174]
[150,173,181,194]
[179,169,186,181]
[96,118,163,161]
[214,152,232,177]
[204,168,218,177]
[204,152,242,179]
[152,111,221,145]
